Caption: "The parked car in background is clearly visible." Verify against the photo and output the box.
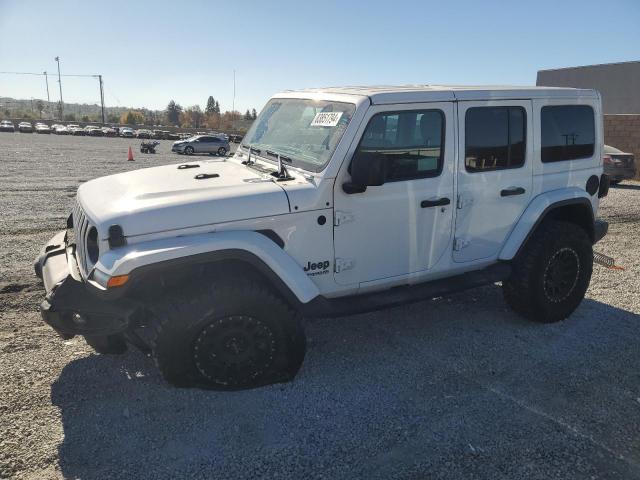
[102,127,117,137]
[136,129,152,139]
[171,134,230,156]
[0,120,15,132]
[229,134,243,143]
[166,132,180,140]
[52,124,69,135]
[84,125,103,136]
[35,123,51,134]
[603,144,636,185]
[152,130,166,139]
[120,127,135,138]
[18,122,33,133]
[67,124,84,136]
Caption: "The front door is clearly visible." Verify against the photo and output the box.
[194,137,211,153]
[333,102,455,286]
[454,100,533,262]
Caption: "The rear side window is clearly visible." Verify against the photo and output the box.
[541,105,595,162]
[465,107,526,172]
[357,109,444,181]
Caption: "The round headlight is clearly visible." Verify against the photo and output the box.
[87,227,99,264]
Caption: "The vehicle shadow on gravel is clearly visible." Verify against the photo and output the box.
[611,183,640,191]
[51,286,640,479]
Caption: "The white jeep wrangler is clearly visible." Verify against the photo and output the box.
[35,85,610,390]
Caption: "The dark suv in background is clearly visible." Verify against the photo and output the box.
[603,144,636,184]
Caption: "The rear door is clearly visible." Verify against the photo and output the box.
[454,100,533,262]
[209,137,222,153]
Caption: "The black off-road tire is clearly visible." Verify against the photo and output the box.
[503,220,593,323]
[151,280,306,390]
[84,334,128,354]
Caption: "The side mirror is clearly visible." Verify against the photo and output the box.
[342,151,387,194]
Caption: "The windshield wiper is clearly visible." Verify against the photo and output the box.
[265,150,292,163]
[264,150,294,181]
[240,144,261,165]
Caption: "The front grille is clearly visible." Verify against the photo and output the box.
[71,201,94,278]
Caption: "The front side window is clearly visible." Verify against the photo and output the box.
[465,106,526,172]
[541,105,595,162]
[242,98,355,172]
[355,109,444,181]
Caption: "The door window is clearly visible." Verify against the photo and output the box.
[356,109,444,181]
[465,107,526,172]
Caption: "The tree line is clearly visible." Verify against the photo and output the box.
[163,96,258,130]
[0,95,259,132]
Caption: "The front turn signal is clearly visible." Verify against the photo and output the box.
[107,274,130,288]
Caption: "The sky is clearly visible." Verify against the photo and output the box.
[1,0,639,114]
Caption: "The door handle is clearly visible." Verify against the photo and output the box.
[500,187,525,197]
[421,197,450,208]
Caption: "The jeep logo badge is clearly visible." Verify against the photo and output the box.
[304,260,330,276]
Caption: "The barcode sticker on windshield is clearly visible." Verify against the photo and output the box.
[310,112,343,127]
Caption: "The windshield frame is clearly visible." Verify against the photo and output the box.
[240,97,356,173]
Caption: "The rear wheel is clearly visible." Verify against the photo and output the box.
[503,220,593,323]
[217,147,227,156]
[151,280,306,390]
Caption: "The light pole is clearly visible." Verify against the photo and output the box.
[232,69,236,120]
[43,71,50,118]
[54,56,63,119]
[43,71,50,103]
[97,75,105,124]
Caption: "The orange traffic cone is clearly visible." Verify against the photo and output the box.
[127,146,134,161]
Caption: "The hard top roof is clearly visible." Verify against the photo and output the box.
[279,84,599,104]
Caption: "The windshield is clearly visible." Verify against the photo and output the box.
[241,98,355,172]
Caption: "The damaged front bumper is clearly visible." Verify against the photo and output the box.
[34,230,137,339]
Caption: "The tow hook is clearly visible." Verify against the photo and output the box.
[594,251,624,270]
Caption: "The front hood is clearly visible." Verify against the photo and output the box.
[77,159,290,238]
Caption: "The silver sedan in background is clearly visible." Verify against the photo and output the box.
[172,134,230,156]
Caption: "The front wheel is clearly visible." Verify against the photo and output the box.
[503,220,593,323]
[151,280,306,390]
[184,146,194,155]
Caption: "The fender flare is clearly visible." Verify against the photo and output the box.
[499,188,595,261]
[94,230,321,304]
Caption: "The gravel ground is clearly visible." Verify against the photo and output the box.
[1,133,640,479]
